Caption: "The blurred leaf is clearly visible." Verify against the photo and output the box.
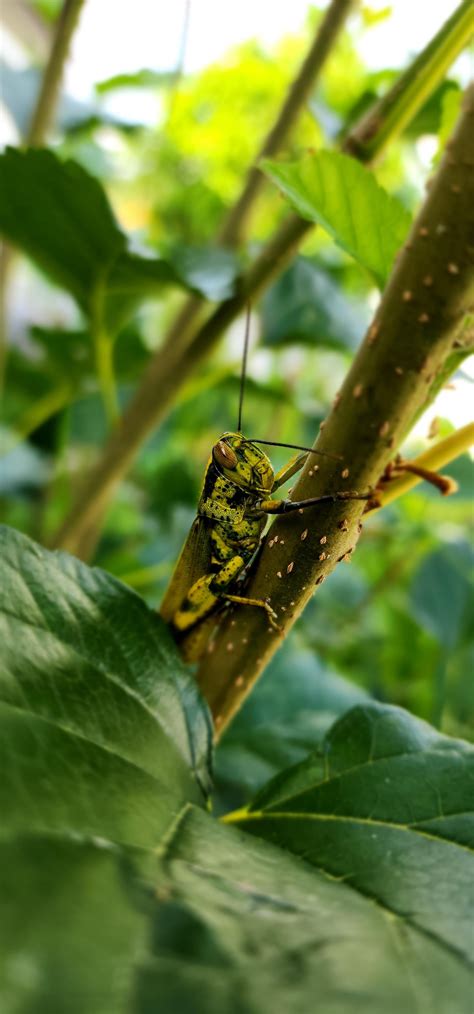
[0,61,139,138]
[0,434,49,494]
[411,542,473,649]
[0,835,150,1014]
[435,84,462,156]
[96,68,175,93]
[262,150,412,287]
[0,149,230,334]
[6,801,472,1014]
[360,5,392,28]
[409,79,461,140]
[214,640,370,809]
[445,452,474,500]
[30,0,62,20]
[29,325,93,378]
[166,244,240,302]
[0,147,124,310]
[261,257,369,350]
[151,802,473,1014]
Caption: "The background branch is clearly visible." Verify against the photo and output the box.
[218,0,356,246]
[50,4,472,560]
[196,86,474,736]
[26,0,87,147]
[0,0,87,389]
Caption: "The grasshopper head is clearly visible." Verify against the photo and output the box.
[212,432,274,494]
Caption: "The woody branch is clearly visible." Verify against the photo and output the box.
[196,85,474,736]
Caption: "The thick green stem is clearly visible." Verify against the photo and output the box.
[51,5,473,559]
[197,87,474,737]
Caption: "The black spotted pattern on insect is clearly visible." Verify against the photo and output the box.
[160,430,371,661]
[159,304,373,661]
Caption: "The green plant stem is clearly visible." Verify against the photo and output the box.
[51,5,473,559]
[26,0,87,146]
[196,87,474,738]
[94,327,119,425]
[344,0,474,161]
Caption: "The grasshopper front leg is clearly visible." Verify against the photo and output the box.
[257,490,372,514]
[272,452,308,491]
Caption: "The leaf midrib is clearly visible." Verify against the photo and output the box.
[252,744,472,813]
[232,810,474,854]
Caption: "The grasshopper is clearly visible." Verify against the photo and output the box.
[160,310,371,661]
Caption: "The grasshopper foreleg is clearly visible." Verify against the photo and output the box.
[258,490,372,514]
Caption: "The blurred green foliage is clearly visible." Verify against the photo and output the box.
[1,2,472,803]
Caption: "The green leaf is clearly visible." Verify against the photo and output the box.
[0,60,138,138]
[142,807,474,1014]
[96,68,176,94]
[215,640,371,812]
[1,528,472,1012]
[0,525,212,819]
[262,150,412,288]
[411,542,473,648]
[233,702,474,962]
[3,807,472,1014]
[0,149,238,334]
[261,257,369,350]
[0,834,150,1014]
[166,244,240,302]
[0,147,126,312]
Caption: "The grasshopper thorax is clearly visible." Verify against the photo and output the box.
[212,432,274,494]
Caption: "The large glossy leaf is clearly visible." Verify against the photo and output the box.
[232,702,474,963]
[3,807,472,1014]
[1,527,472,1012]
[262,150,412,288]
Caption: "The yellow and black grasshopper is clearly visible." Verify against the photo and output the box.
[160,311,371,660]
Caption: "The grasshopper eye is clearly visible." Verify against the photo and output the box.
[213,441,238,470]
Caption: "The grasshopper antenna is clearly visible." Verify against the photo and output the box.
[243,438,342,462]
[237,305,251,433]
